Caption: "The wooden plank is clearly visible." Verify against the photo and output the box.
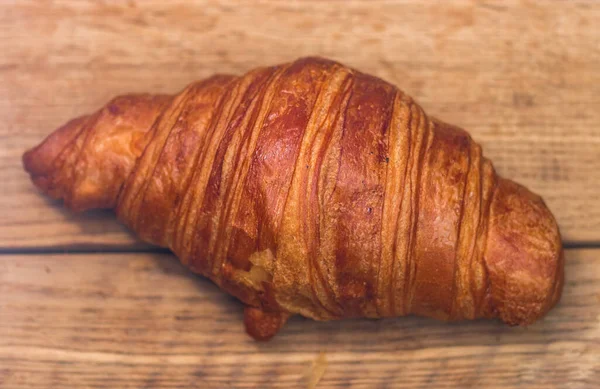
[0,249,598,388]
[1,0,599,249]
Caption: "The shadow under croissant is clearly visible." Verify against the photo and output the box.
[37,194,137,235]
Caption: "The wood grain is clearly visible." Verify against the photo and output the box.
[1,0,599,248]
[1,2,598,388]
[0,249,598,388]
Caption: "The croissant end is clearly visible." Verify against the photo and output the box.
[485,178,564,325]
[23,94,171,211]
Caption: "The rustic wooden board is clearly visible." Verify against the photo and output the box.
[0,249,598,388]
[1,2,599,387]
[1,0,600,249]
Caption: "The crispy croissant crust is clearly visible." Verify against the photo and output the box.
[23,57,564,340]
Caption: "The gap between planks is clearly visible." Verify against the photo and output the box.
[1,242,599,256]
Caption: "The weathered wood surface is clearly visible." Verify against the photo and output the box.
[1,0,599,248]
[0,249,598,388]
[0,1,599,388]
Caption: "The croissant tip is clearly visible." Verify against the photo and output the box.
[485,178,564,326]
[22,145,49,178]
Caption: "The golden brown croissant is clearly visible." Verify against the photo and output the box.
[23,57,564,340]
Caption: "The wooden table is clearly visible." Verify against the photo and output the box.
[1,1,598,388]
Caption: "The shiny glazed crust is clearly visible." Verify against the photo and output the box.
[23,57,564,340]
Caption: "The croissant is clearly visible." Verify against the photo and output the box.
[23,57,564,340]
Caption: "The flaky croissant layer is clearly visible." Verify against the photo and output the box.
[23,57,563,340]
